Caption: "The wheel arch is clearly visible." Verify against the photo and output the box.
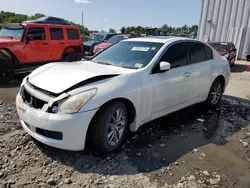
[85,97,137,147]
[0,48,19,66]
[61,46,81,59]
[215,75,226,92]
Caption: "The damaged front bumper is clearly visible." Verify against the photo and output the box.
[16,82,98,151]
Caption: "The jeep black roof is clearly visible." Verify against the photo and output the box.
[22,16,71,25]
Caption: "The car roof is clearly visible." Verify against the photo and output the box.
[208,41,231,44]
[93,32,116,35]
[125,36,198,44]
[21,23,79,29]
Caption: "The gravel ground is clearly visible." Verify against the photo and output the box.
[0,65,250,188]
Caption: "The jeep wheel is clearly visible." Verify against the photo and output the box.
[0,59,14,85]
[62,52,80,62]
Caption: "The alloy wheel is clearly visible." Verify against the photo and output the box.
[210,83,222,104]
[107,108,126,147]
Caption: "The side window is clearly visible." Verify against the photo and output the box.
[189,42,207,64]
[66,29,79,40]
[49,28,64,40]
[27,27,46,40]
[204,45,213,60]
[160,42,189,68]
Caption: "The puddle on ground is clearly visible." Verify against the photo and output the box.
[127,101,250,172]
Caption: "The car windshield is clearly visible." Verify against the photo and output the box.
[0,26,24,39]
[92,41,163,69]
[210,43,228,52]
[106,35,128,44]
[91,33,105,42]
[82,36,90,42]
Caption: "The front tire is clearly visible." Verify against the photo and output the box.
[204,78,224,109]
[62,52,80,62]
[0,58,14,85]
[89,102,128,155]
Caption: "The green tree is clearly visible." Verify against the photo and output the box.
[109,28,116,33]
[120,26,126,34]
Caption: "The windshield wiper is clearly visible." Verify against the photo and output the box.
[93,61,136,69]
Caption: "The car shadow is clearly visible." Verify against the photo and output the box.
[0,74,26,89]
[231,64,247,73]
[34,97,250,175]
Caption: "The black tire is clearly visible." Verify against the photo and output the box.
[204,78,224,109]
[62,52,80,62]
[89,101,128,155]
[0,58,14,85]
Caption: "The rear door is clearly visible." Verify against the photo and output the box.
[188,42,214,99]
[24,26,51,62]
[49,27,65,60]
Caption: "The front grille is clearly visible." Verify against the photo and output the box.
[22,88,46,109]
[36,128,63,140]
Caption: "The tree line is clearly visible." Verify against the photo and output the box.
[109,24,198,38]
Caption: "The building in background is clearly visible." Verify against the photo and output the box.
[198,0,250,59]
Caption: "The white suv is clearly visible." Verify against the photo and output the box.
[16,37,230,154]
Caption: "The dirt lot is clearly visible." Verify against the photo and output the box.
[0,61,250,188]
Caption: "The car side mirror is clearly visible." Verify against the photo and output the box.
[159,61,171,72]
[26,34,33,43]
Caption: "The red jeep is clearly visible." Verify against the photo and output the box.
[0,22,84,84]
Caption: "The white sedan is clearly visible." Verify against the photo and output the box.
[16,37,230,154]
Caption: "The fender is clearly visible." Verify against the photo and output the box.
[0,48,19,66]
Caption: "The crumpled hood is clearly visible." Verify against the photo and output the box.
[95,42,112,49]
[28,61,132,94]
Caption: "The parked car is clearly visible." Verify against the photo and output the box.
[82,35,90,43]
[93,34,137,55]
[84,32,116,55]
[208,42,237,66]
[0,22,84,84]
[16,37,230,154]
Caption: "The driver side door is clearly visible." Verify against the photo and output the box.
[24,26,51,63]
[148,42,193,118]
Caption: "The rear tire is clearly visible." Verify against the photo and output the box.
[89,102,128,155]
[204,78,224,109]
[62,52,80,62]
[0,58,14,85]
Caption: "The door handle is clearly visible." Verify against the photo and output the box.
[59,42,65,44]
[210,64,215,68]
[184,72,191,77]
[42,42,48,45]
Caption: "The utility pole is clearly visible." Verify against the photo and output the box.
[81,12,84,28]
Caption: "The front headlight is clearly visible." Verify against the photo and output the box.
[96,48,103,54]
[53,88,97,114]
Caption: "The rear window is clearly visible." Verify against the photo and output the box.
[49,28,64,40]
[189,43,207,64]
[67,29,79,40]
[210,43,228,52]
